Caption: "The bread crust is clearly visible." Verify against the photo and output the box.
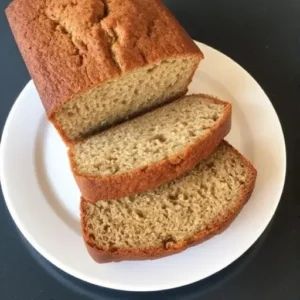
[80,141,257,263]
[5,0,203,124]
[69,94,232,202]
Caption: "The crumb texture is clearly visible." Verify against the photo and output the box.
[73,95,226,176]
[55,57,197,139]
[82,142,254,251]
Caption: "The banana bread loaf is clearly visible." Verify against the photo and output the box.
[6,0,203,142]
[81,141,257,263]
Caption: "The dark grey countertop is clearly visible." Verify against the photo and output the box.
[0,0,299,299]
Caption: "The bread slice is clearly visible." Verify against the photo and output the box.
[69,94,231,202]
[81,141,257,263]
[6,0,203,142]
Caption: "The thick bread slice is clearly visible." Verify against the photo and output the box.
[6,0,203,142]
[81,141,257,263]
[69,94,232,202]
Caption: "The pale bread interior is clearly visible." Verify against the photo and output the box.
[82,142,254,251]
[72,94,227,176]
[55,57,198,140]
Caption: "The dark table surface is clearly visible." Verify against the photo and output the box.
[1,0,299,299]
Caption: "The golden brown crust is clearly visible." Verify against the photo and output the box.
[69,94,232,202]
[80,142,257,263]
[5,0,203,119]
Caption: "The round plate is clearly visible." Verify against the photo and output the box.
[0,42,286,292]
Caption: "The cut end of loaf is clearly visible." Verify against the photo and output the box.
[81,141,257,259]
[54,56,200,141]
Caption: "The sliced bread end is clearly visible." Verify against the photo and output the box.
[80,141,257,263]
[71,94,232,202]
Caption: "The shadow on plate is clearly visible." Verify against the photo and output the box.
[19,216,274,300]
[34,116,80,235]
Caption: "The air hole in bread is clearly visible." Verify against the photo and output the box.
[135,210,145,218]
[89,233,95,241]
[168,193,178,201]
[189,131,196,137]
[163,237,176,249]
[151,134,166,143]
[147,65,157,73]
[212,114,218,121]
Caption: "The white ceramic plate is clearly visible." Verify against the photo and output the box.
[0,42,286,292]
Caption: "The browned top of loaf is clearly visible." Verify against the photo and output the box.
[5,0,203,117]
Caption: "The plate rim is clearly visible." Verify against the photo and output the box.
[0,41,287,292]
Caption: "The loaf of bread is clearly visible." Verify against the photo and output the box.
[6,0,203,142]
[81,141,257,263]
[69,94,231,202]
